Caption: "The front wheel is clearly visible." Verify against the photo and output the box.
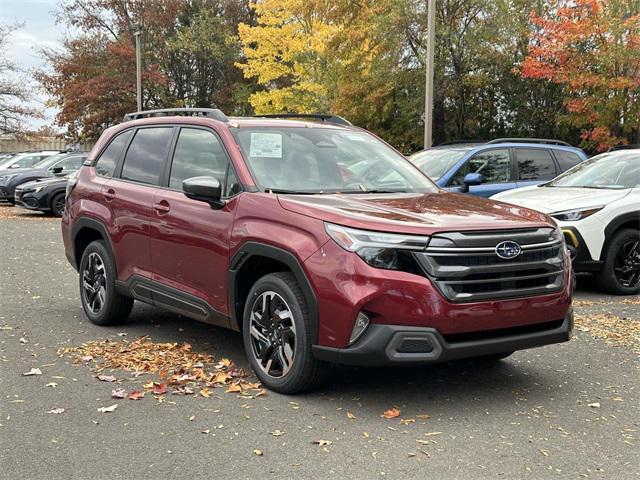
[242,272,328,394]
[596,229,640,295]
[50,192,66,217]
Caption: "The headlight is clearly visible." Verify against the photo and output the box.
[325,223,429,270]
[34,185,46,193]
[0,174,17,183]
[550,206,604,222]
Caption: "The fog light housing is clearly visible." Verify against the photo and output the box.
[349,312,370,346]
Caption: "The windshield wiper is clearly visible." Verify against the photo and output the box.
[265,188,317,195]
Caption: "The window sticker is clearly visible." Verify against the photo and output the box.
[250,133,283,158]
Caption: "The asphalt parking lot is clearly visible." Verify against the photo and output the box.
[1,208,638,480]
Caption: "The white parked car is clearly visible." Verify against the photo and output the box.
[492,149,639,294]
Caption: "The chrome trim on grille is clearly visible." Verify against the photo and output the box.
[416,228,565,302]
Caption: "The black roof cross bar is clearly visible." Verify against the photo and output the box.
[123,108,228,123]
[487,138,572,147]
[251,113,352,127]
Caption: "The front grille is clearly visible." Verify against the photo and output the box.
[415,228,565,302]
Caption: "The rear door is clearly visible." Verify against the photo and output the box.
[514,148,559,188]
[446,148,516,197]
[104,126,175,282]
[150,126,242,324]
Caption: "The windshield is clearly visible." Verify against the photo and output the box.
[409,149,469,180]
[547,151,639,189]
[34,153,71,169]
[232,127,438,193]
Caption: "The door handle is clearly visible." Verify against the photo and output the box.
[153,201,170,214]
[103,188,116,201]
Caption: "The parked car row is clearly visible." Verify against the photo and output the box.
[0,150,87,215]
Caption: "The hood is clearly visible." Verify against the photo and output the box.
[0,167,49,178]
[19,176,67,190]
[492,185,631,213]
[278,191,553,235]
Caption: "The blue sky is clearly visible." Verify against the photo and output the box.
[1,0,66,130]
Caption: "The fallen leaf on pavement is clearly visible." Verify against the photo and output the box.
[171,386,194,395]
[47,407,65,414]
[200,388,211,398]
[111,388,127,399]
[588,402,601,408]
[151,383,168,395]
[416,414,431,420]
[271,430,285,437]
[22,368,42,376]
[97,404,118,413]
[424,432,442,436]
[19,337,29,344]
[128,390,144,400]
[46,382,57,388]
[225,384,242,393]
[382,407,400,419]
[347,412,356,420]
[311,440,333,446]
[97,375,117,383]
[253,449,263,456]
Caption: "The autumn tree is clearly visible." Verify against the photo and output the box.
[0,23,42,136]
[521,0,640,151]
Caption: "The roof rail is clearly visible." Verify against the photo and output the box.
[607,144,640,152]
[437,140,487,146]
[123,108,228,123]
[251,113,352,127]
[487,138,572,147]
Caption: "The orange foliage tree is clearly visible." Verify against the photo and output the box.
[520,0,640,151]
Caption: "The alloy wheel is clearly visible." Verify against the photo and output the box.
[248,291,296,378]
[614,239,640,288]
[82,252,107,314]
[52,195,65,216]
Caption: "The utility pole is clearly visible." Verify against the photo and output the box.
[424,0,436,149]
[134,28,142,112]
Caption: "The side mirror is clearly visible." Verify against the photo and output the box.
[182,176,225,209]
[462,172,483,192]
[52,166,63,174]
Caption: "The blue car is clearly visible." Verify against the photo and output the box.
[409,139,588,197]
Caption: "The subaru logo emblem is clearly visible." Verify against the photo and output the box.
[495,240,522,260]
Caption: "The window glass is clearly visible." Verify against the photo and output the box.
[232,127,437,193]
[96,131,132,177]
[54,155,86,171]
[224,166,242,197]
[449,149,510,186]
[11,154,46,169]
[121,127,173,185]
[169,128,228,190]
[548,152,640,189]
[410,148,469,180]
[555,150,582,172]
[516,148,557,180]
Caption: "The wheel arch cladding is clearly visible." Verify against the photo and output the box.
[72,218,114,270]
[602,212,640,259]
[228,242,319,343]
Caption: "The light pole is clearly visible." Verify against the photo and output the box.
[424,0,436,149]
[134,28,142,112]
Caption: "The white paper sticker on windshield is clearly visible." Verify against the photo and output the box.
[250,133,283,158]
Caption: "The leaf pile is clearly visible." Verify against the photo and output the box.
[575,313,640,354]
[59,336,264,397]
[0,207,51,220]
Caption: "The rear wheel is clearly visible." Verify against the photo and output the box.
[242,272,328,394]
[79,240,133,325]
[596,229,640,295]
[50,192,65,217]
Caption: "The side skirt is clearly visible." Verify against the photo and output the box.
[115,275,231,329]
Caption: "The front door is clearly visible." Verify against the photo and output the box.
[446,148,516,197]
[150,126,241,324]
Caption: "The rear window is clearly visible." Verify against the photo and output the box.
[555,150,583,171]
[516,148,557,180]
[121,127,173,185]
[95,131,132,177]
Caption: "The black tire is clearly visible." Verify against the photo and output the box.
[50,192,66,217]
[242,272,329,394]
[78,240,133,326]
[596,229,640,295]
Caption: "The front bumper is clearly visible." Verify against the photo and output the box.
[313,309,573,366]
[562,227,603,273]
[0,186,13,203]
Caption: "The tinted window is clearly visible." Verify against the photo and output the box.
[54,155,86,171]
[450,149,510,186]
[224,166,242,197]
[121,127,173,185]
[516,148,557,180]
[96,131,132,177]
[555,151,583,172]
[169,128,228,190]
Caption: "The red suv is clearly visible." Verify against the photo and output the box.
[62,108,574,393]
